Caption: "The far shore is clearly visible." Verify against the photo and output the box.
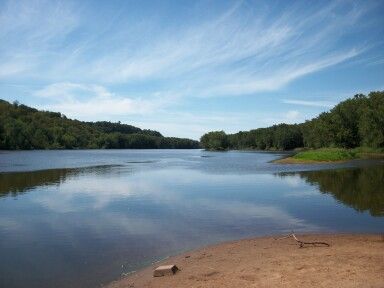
[106,234,384,288]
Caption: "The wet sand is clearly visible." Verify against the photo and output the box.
[106,234,384,288]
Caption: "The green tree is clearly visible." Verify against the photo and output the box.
[200,131,229,150]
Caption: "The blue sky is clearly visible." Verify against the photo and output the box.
[0,0,383,139]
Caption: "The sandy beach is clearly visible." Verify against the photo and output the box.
[106,234,384,288]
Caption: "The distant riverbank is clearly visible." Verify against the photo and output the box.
[106,234,384,288]
[199,91,384,156]
[0,99,200,150]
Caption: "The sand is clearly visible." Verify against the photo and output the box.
[106,234,384,288]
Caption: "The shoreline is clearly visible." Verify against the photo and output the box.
[203,148,384,164]
[106,234,384,288]
[272,157,348,164]
[273,154,384,164]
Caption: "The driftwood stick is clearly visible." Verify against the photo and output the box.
[274,233,330,248]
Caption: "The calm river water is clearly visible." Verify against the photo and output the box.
[0,150,383,288]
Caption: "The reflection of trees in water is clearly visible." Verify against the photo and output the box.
[0,165,118,197]
[279,165,384,217]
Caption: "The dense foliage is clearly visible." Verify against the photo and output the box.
[0,100,199,149]
[200,91,384,150]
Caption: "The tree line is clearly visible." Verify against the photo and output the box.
[200,91,384,150]
[0,100,199,149]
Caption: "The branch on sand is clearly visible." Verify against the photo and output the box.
[274,233,330,248]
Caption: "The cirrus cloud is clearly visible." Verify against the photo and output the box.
[34,82,173,119]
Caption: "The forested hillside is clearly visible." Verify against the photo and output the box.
[0,100,199,149]
[200,91,384,150]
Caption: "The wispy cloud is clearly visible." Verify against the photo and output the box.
[0,0,79,78]
[1,1,369,91]
[34,82,174,120]
[283,99,335,108]
[81,2,366,97]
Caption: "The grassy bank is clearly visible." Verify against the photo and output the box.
[275,147,384,164]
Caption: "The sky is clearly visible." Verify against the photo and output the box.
[0,0,384,139]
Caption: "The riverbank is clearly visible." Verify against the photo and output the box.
[106,234,384,288]
[274,148,384,164]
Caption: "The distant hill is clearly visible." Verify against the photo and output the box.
[0,99,199,150]
[200,91,384,151]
